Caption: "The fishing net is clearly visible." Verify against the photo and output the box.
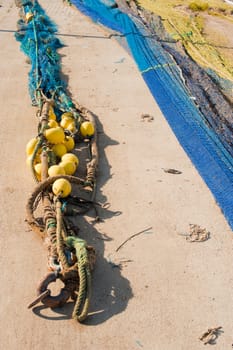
[15,0,72,112]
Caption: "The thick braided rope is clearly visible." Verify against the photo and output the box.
[65,236,91,322]
[73,265,91,322]
[55,199,69,270]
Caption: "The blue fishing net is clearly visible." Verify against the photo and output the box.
[15,0,73,111]
[71,0,233,228]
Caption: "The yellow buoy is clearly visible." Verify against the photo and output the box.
[66,121,76,133]
[48,106,56,121]
[48,165,66,177]
[52,143,67,158]
[48,119,58,128]
[26,154,40,167]
[26,156,33,167]
[25,12,34,23]
[63,136,75,152]
[59,161,76,175]
[52,178,71,198]
[34,163,42,175]
[61,112,74,120]
[44,127,65,144]
[61,153,79,167]
[60,117,74,129]
[26,137,38,156]
[34,163,42,181]
[80,121,95,138]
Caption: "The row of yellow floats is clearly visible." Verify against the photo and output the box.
[25,100,98,321]
[26,106,95,197]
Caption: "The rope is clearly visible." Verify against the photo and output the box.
[65,236,91,322]
[55,198,69,270]
[84,110,98,190]
[73,266,91,322]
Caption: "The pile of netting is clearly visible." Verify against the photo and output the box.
[128,6,233,159]
[15,0,70,108]
[15,0,98,322]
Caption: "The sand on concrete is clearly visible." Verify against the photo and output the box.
[0,1,232,349]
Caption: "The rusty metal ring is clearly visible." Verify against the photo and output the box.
[36,272,72,308]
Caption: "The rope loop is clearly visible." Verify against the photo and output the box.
[36,271,77,308]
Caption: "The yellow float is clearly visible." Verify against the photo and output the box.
[52,178,72,198]
[48,165,66,177]
[59,160,76,175]
[63,136,75,151]
[52,143,67,158]
[48,106,57,120]
[26,137,38,156]
[44,127,65,144]
[80,121,95,138]
[61,112,73,120]
[60,117,74,129]
[48,119,58,128]
[61,153,79,166]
